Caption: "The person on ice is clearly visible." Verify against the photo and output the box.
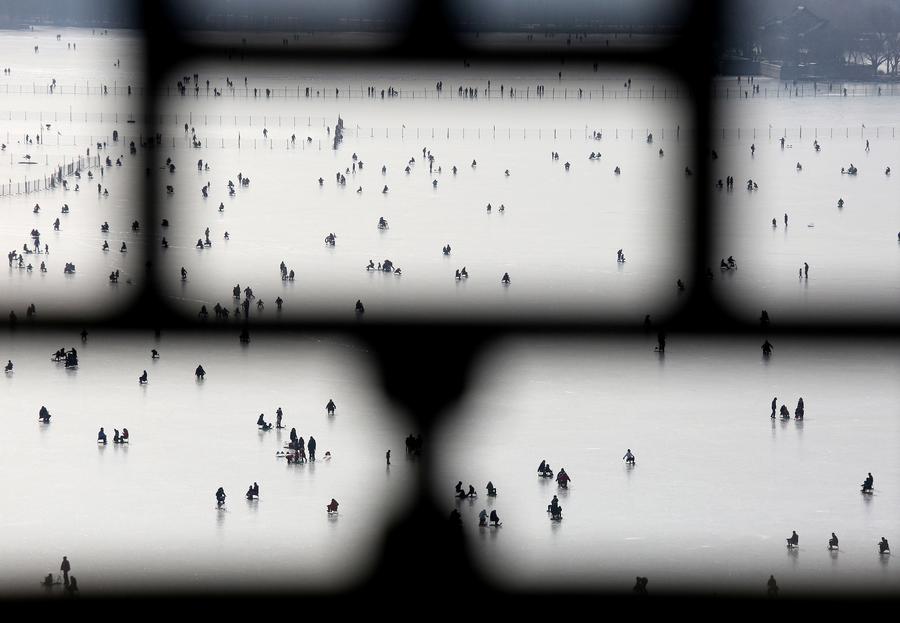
[216,487,226,507]
[623,448,635,464]
[556,468,571,489]
[786,531,799,548]
[861,472,874,493]
[548,495,562,520]
[767,575,779,597]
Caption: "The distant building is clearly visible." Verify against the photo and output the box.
[758,5,847,76]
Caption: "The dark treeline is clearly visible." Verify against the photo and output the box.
[0,0,140,28]
[0,0,693,34]
[717,0,900,77]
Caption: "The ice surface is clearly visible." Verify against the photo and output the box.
[0,331,416,596]
[155,61,692,321]
[433,337,900,594]
[712,92,900,321]
[1,28,145,319]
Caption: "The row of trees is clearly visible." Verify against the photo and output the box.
[718,1,900,77]
[849,30,900,76]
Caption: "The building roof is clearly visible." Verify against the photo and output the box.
[761,5,830,39]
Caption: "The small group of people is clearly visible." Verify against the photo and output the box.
[714,176,735,190]
[455,481,478,499]
[633,577,649,594]
[818,530,888,555]
[536,461,571,488]
[286,428,317,461]
[477,508,502,527]
[245,482,260,499]
[43,556,78,595]
[771,396,804,420]
[537,460,554,478]
[52,347,79,368]
[364,258,400,274]
[97,427,129,444]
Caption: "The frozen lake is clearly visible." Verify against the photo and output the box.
[711,96,900,322]
[0,331,416,596]
[433,337,899,595]
[157,61,692,321]
[1,27,145,319]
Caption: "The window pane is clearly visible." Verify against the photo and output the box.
[155,61,692,322]
[433,337,900,592]
[1,27,146,321]
[0,331,416,595]
[712,82,900,322]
